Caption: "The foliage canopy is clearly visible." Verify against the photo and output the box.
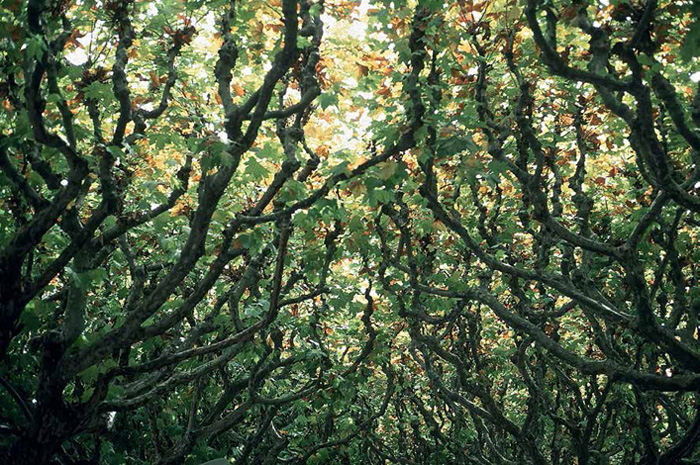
[1,0,700,463]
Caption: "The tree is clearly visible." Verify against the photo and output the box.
[1,0,699,464]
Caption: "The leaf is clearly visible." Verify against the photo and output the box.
[309,3,321,16]
[83,81,112,101]
[376,161,398,180]
[680,4,700,62]
[232,83,245,96]
[19,308,41,331]
[244,156,269,180]
[106,146,123,158]
[297,36,312,49]
[25,35,47,60]
[318,91,338,110]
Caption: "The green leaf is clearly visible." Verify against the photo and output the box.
[25,35,47,60]
[376,161,398,181]
[297,35,312,49]
[83,81,112,101]
[244,156,269,180]
[680,4,700,62]
[318,91,338,110]
[19,308,41,331]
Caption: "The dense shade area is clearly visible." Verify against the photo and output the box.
[1,0,700,463]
